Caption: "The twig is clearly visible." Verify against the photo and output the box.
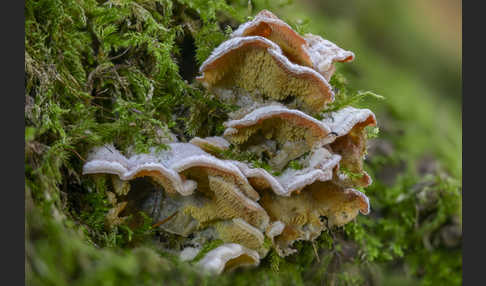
[312,241,320,262]
[152,211,178,228]
[108,48,130,61]
[66,147,86,162]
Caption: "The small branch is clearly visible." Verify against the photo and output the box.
[108,48,130,61]
[152,211,178,228]
[312,241,320,262]
[66,147,86,162]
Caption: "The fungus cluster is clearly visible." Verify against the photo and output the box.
[82,10,377,274]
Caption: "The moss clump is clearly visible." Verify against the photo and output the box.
[323,73,384,113]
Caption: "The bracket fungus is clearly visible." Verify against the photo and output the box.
[321,107,377,187]
[223,104,334,171]
[189,136,230,155]
[196,243,260,275]
[230,10,312,68]
[83,143,259,200]
[82,10,378,274]
[304,33,355,81]
[83,144,269,233]
[230,10,355,81]
[214,218,267,256]
[260,181,370,256]
[231,147,341,197]
[197,36,334,115]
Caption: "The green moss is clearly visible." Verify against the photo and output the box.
[324,72,384,113]
[365,126,380,140]
[268,250,283,272]
[288,160,303,170]
[339,166,365,182]
[219,147,278,175]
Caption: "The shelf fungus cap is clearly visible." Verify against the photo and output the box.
[326,187,370,225]
[196,243,260,275]
[231,147,341,196]
[82,145,192,196]
[223,104,331,142]
[180,247,201,262]
[276,147,342,194]
[189,136,230,155]
[259,183,370,256]
[346,188,370,215]
[83,143,260,201]
[321,106,376,140]
[182,175,269,231]
[223,105,335,169]
[197,36,334,114]
[308,182,371,226]
[231,10,312,68]
[304,33,355,81]
[82,144,130,176]
[321,107,377,187]
[215,218,267,256]
[265,221,285,245]
[230,10,354,81]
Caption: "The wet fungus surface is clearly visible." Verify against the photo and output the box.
[82,10,377,274]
